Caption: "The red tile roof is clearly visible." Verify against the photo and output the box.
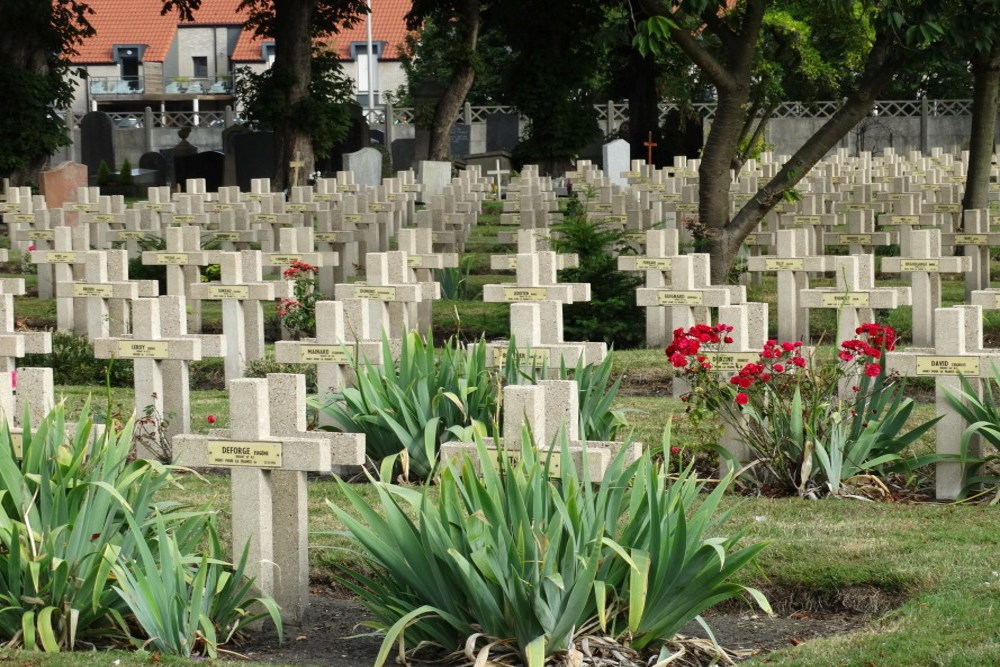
[232,0,412,62]
[69,0,412,65]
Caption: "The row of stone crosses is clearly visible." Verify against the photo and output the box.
[2,144,1000,626]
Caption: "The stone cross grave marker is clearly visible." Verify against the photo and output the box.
[141,226,214,332]
[487,159,510,200]
[441,380,640,481]
[53,251,145,340]
[885,305,1000,499]
[0,280,52,372]
[334,251,436,341]
[173,375,364,624]
[942,209,1000,300]
[397,228,457,333]
[617,229,680,347]
[880,229,970,347]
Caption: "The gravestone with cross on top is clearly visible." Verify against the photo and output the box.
[173,375,365,624]
[617,229,680,347]
[440,380,640,482]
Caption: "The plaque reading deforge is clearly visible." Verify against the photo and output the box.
[207,441,282,467]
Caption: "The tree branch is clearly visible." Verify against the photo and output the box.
[636,0,735,89]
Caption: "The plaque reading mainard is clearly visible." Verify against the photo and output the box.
[299,345,350,364]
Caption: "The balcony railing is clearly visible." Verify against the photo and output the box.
[89,76,144,95]
[164,76,233,95]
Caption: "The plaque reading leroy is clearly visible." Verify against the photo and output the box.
[900,259,941,271]
[74,284,113,297]
[268,254,303,266]
[355,286,397,300]
[821,292,870,307]
[701,352,761,371]
[656,291,704,305]
[635,258,672,270]
[44,251,77,263]
[155,253,190,265]
[299,345,350,364]
[503,287,548,302]
[954,234,988,245]
[915,356,981,376]
[208,285,250,299]
[838,234,872,244]
[207,441,282,468]
[764,258,805,271]
[27,230,54,240]
[117,340,170,359]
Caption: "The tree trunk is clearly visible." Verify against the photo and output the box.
[963,47,1000,211]
[427,0,481,161]
[697,86,751,237]
[628,44,659,161]
[271,0,315,191]
[708,34,902,283]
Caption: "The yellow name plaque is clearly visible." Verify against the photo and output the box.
[269,254,303,266]
[954,235,988,245]
[899,259,940,272]
[207,441,281,468]
[344,214,362,223]
[90,214,116,223]
[314,232,344,242]
[764,258,804,271]
[213,233,241,242]
[656,291,704,305]
[155,253,190,265]
[793,215,822,225]
[286,204,308,212]
[675,203,699,212]
[934,204,961,213]
[299,345,350,364]
[886,215,920,225]
[838,234,872,244]
[27,231,54,240]
[915,356,980,376]
[355,286,397,300]
[821,292,870,307]
[70,203,96,212]
[494,348,550,368]
[117,340,170,359]
[253,214,279,223]
[44,252,77,263]
[118,231,146,240]
[171,214,196,223]
[212,203,234,211]
[503,287,548,302]
[74,284,113,297]
[11,433,22,459]
[701,352,760,372]
[407,255,426,268]
[8,214,35,223]
[635,258,672,270]
[208,285,250,299]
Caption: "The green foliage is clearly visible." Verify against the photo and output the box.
[118,159,133,187]
[113,519,281,658]
[434,256,476,300]
[943,370,1000,497]
[96,160,113,187]
[234,47,356,156]
[22,332,133,387]
[329,432,768,663]
[311,334,628,479]
[550,196,645,349]
[0,0,93,180]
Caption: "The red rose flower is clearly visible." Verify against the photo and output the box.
[735,392,750,405]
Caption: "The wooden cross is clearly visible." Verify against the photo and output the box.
[289,150,306,189]
[643,131,658,165]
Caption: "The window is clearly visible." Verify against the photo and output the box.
[352,43,383,102]
[262,43,276,67]
[193,56,208,79]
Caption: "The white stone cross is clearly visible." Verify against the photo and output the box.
[487,159,510,200]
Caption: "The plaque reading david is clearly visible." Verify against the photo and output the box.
[208,285,250,299]
[915,356,980,376]
[117,340,170,359]
[207,441,282,468]
[503,287,548,302]
[656,291,704,305]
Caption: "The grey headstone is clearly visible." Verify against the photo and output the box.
[80,111,115,181]
[232,131,275,192]
[343,147,382,187]
[175,151,225,192]
[391,138,416,172]
[138,152,167,187]
[450,123,471,159]
[486,113,520,153]
[603,139,630,186]
[418,160,451,201]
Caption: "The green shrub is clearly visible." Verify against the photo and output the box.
[96,160,112,187]
[22,331,133,387]
[551,196,645,349]
[435,256,477,300]
[312,334,628,479]
[330,431,769,665]
[119,158,133,187]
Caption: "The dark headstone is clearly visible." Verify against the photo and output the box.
[369,129,385,145]
[174,151,224,192]
[391,138,416,172]
[80,111,115,182]
[138,152,167,187]
[322,104,369,173]
[232,131,274,191]
[486,113,520,153]
[450,123,472,159]
[660,109,704,160]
